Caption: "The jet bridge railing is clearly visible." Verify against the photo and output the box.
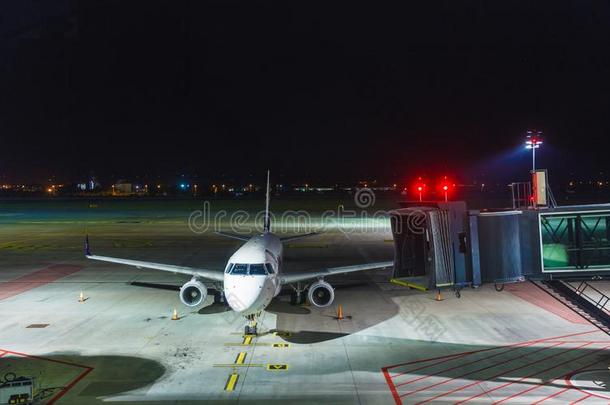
[564,280,610,314]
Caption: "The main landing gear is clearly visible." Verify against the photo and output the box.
[214,290,226,305]
[289,282,308,305]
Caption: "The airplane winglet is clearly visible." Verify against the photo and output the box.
[85,235,91,256]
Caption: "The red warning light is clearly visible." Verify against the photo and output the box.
[438,176,456,202]
[413,177,427,202]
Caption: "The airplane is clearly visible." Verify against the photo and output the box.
[85,171,393,335]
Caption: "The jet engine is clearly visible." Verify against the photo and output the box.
[179,279,207,307]
[307,280,334,308]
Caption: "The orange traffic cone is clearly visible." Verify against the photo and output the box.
[78,291,85,303]
[336,304,344,320]
[435,289,443,302]
[171,308,179,320]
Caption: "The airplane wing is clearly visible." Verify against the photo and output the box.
[84,237,224,282]
[280,232,320,243]
[215,231,250,242]
[279,261,393,284]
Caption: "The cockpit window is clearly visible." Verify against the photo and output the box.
[231,263,248,275]
[249,264,266,275]
[225,263,234,274]
[265,263,275,274]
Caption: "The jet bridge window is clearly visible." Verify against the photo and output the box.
[231,263,248,275]
[540,211,610,271]
[249,264,267,275]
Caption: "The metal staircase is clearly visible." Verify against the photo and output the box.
[532,279,610,336]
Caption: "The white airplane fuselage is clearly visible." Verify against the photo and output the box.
[223,233,283,315]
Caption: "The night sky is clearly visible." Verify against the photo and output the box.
[1,1,610,183]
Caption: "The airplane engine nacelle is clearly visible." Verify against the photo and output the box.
[179,280,207,307]
[308,280,334,308]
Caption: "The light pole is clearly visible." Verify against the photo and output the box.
[525,130,543,173]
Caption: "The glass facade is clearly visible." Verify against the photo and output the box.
[540,211,610,272]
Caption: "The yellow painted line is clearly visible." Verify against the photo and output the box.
[224,342,271,347]
[390,278,428,291]
[214,363,263,368]
[266,364,288,371]
[384,239,394,243]
[225,373,239,391]
[274,331,292,338]
[273,343,290,348]
[242,335,253,345]
[235,352,247,365]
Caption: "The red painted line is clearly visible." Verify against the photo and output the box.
[532,387,570,404]
[534,330,599,341]
[380,331,601,404]
[396,340,540,390]
[382,367,401,405]
[412,342,563,403]
[48,366,94,405]
[0,264,84,301]
[445,342,593,405]
[384,330,597,372]
[385,348,498,372]
[0,347,94,405]
[570,393,592,404]
[390,352,472,379]
[1,349,91,369]
[490,344,609,405]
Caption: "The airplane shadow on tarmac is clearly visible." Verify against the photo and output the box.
[265,278,401,344]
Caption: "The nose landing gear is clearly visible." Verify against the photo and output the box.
[244,313,260,335]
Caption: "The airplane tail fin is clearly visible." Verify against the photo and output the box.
[85,235,91,256]
[264,170,271,233]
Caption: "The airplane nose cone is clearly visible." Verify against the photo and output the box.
[224,276,265,313]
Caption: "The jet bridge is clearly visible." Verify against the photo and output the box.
[390,202,610,295]
[390,201,471,294]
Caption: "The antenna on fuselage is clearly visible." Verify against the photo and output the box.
[264,170,271,233]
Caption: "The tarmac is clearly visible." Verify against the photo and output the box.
[1,198,609,404]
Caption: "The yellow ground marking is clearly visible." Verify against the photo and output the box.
[390,278,428,291]
[266,364,288,371]
[224,342,272,347]
[274,331,292,338]
[224,373,239,391]
[235,352,247,365]
[273,343,290,348]
[242,335,253,345]
[384,239,394,243]
[214,364,263,368]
